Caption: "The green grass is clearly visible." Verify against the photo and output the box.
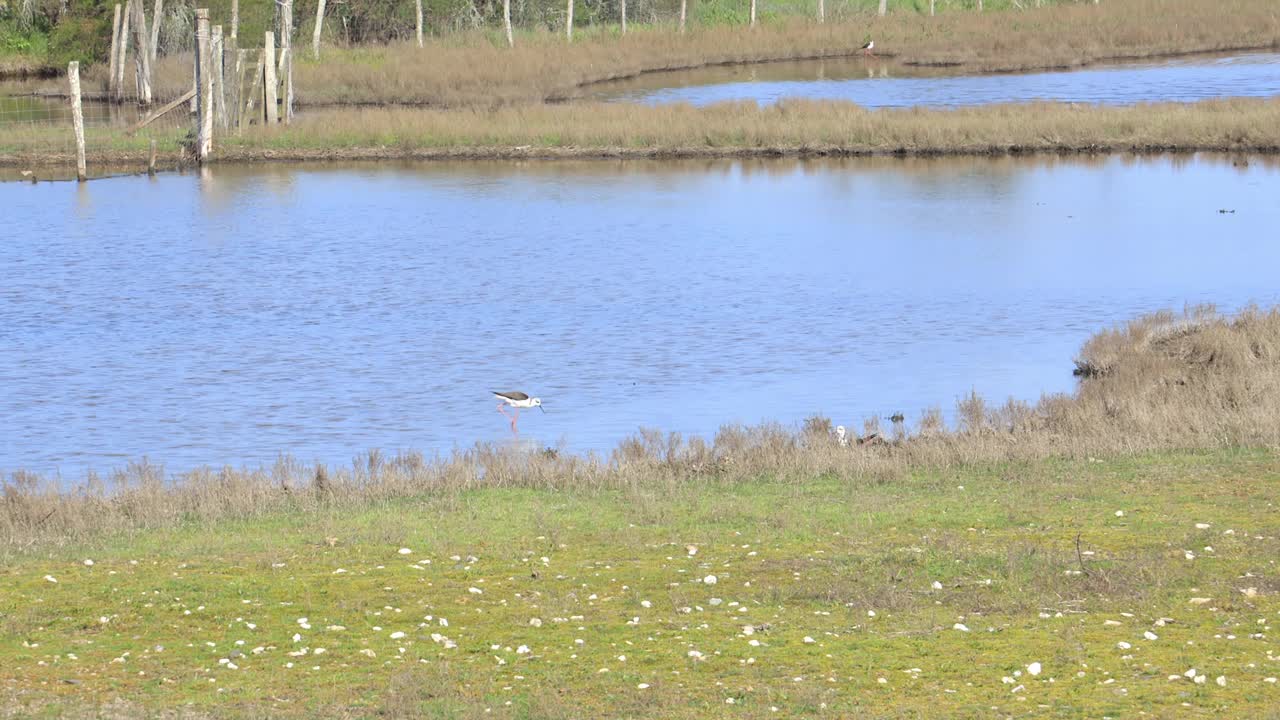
[3,449,1279,717]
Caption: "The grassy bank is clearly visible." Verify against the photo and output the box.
[3,449,1279,718]
[16,0,1280,107]
[5,96,1280,169]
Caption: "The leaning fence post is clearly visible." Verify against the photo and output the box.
[130,0,153,104]
[503,0,513,47]
[414,0,422,48]
[818,0,825,23]
[68,61,87,182]
[621,0,626,34]
[280,0,293,123]
[750,0,757,27]
[314,0,328,58]
[680,0,687,33]
[109,4,123,98]
[149,0,163,63]
[566,0,573,42]
[264,31,279,126]
[195,8,212,161]
[115,0,132,101]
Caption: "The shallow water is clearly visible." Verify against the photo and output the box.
[3,154,1279,480]
[591,52,1280,107]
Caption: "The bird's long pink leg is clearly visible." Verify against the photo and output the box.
[511,408,520,434]
[497,402,510,419]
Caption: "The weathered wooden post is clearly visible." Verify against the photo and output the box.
[212,26,226,129]
[414,0,423,48]
[566,0,573,42]
[149,0,163,62]
[130,0,153,104]
[878,0,887,17]
[930,0,935,16]
[818,0,824,23]
[977,0,983,10]
[750,0,756,27]
[503,0,513,47]
[230,47,244,130]
[195,8,212,160]
[148,139,157,176]
[680,0,686,33]
[115,0,131,101]
[264,31,279,126]
[230,0,239,40]
[313,0,327,58]
[244,49,265,128]
[621,0,626,34]
[68,61,87,182]
[280,0,293,123]
[109,4,123,97]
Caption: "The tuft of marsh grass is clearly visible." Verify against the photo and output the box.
[4,305,1280,547]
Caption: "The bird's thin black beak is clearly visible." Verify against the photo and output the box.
[539,405,546,413]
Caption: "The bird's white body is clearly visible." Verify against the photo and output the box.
[492,391,544,433]
[493,391,542,409]
[862,40,874,50]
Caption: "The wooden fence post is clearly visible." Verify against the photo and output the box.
[244,48,265,128]
[230,0,239,40]
[818,0,824,23]
[314,0,328,58]
[68,61,87,182]
[280,0,293,123]
[621,0,626,34]
[229,45,243,130]
[212,26,226,129]
[195,8,212,160]
[115,0,131,101]
[503,0,513,47]
[130,0,153,104]
[414,0,423,48]
[264,31,278,126]
[930,0,935,16]
[108,4,122,98]
[566,0,573,42]
[750,0,756,27]
[149,0,163,62]
[148,139,157,176]
[879,0,887,16]
[680,0,686,33]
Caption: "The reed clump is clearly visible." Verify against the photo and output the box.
[5,305,1279,548]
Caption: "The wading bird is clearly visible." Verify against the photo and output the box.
[860,40,875,57]
[492,391,544,433]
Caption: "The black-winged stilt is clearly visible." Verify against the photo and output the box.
[860,40,875,57]
[492,391,544,433]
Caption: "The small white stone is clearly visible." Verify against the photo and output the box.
[83,559,94,566]
[43,575,57,583]
[468,587,483,595]
[803,636,815,644]
[867,610,877,617]
[529,618,542,627]
[1115,510,1125,517]
[1195,675,1207,685]
[516,645,530,654]
[703,575,718,585]
[398,548,412,555]
[390,631,405,640]
[637,683,649,689]
[1027,662,1042,676]
[1117,641,1131,650]
[953,623,970,632]
[1144,631,1159,641]
[932,581,943,590]
[1216,676,1227,687]
[686,545,698,556]
[640,600,651,609]
[1185,669,1198,679]
[1195,523,1211,530]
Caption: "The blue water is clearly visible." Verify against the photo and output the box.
[594,52,1280,107]
[3,154,1279,480]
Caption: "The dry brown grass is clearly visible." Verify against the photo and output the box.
[285,0,1280,107]
[5,305,1279,547]
[29,0,1280,108]
[217,96,1280,159]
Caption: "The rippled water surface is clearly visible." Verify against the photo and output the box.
[592,52,1280,107]
[4,155,1279,479]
